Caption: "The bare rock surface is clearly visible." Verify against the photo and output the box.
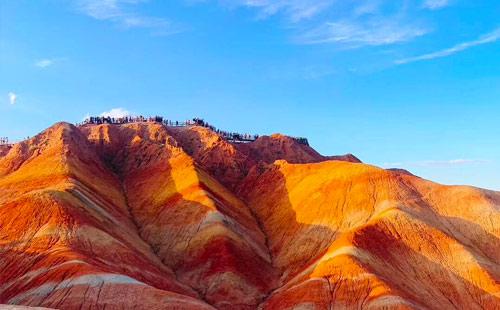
[0,306,56,310]
[0,146,11,159]
[1,122,499,310]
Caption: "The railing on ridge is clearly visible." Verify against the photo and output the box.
[76,116,309,145]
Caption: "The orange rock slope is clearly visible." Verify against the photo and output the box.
[1,122,499,310]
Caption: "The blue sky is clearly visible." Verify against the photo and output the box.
[1,0,499,190]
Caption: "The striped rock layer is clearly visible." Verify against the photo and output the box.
[1,122,499,310]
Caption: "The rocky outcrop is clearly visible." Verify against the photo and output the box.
[235,134,361,165]
[325,153,362,163]
[234,134,324,164]
[166,126,255,190]
[1,122,499,310]
[0,306,56,310]
[387,168,417,177]
[0,146,11,159]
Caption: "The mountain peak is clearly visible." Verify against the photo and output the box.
[2,120,499,310]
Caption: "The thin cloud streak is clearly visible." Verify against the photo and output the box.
[76,0,186,35]
[296,20,429,47]
[418,159,491,166]
[207,1,430,48]
[212,0,334,22]
[422,0,449,10]
[396,27,500,64]
[35,57,67,68]
[383,159,490,167]
[35,59,53,68]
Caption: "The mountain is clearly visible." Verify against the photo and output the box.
[1,122,499,310]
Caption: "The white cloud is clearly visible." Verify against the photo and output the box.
[396,27,500,64]
[422,0,449,10]
[76,0,186,35]
[214,0,334,22]
[296,20,429,47]
[35,57,67,68]
[35,59,53,68]
[77,0,145,20]
[8,93,16,105]
[99,108,132,118]
[209,1,430,48]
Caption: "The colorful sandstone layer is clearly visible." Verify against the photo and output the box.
[1,122,499,310]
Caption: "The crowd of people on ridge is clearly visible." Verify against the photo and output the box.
[190,118,260,141]
[79,115,168,126]
[0,137,11,146]
[293,137,309,146]
[76,115,309,145]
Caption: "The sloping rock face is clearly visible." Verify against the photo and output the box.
[1,122,500,310]
[0,123,213,310]
[387,168,418,177]
[166,126,255,190]
[0,306,56,310]
[166,127,360,190]
[0,146,11,159]
[237,161,500,310]
[82,123,278,310]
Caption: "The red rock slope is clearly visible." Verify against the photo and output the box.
[81,123,278,310]
[1,122,499,310]
[0,306,55,310]
[0,146,11,159]
[234,133,361,165]
[237,161,500,310]
[0,123,213,310]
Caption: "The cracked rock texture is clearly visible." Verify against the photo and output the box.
[1,122,499,310]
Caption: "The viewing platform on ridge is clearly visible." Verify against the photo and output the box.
[0,137,16,147]
[77,115,310,146]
